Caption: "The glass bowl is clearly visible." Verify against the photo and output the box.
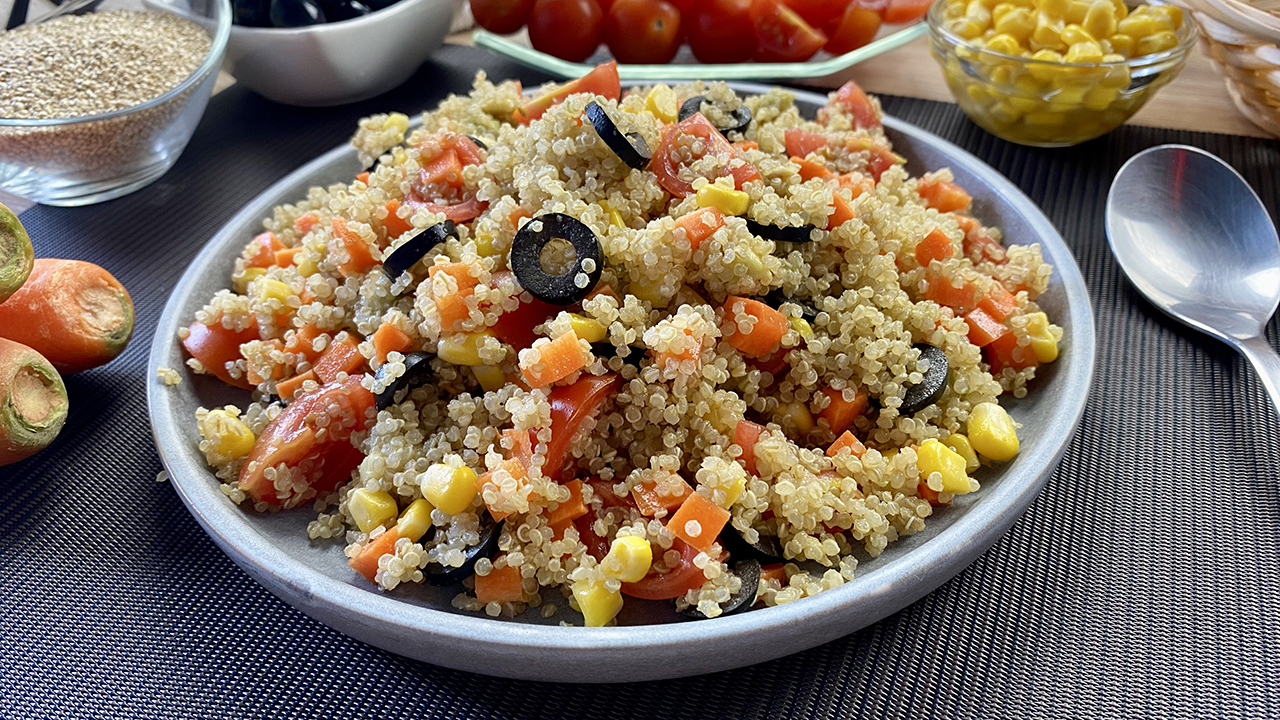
[0,0,231,207]
[927,0,1198,147]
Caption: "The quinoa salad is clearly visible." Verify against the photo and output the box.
[180,63,1063,626]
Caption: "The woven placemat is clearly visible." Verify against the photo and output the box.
[3,44,1279,719]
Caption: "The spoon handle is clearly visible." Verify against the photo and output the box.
[1232,335,1280,419]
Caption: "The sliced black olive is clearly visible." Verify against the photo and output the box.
[718,524,785,564]
[762,290,817,323]
[374,352,433,411]
[591,342,644,369]
[425,518,505,586]
[510,213,603,305]
[585,101,651,171]
[269,0,325,26]
[900,343,949,415]
[680,559,761,620]
[464,135,489,151]
[677,96,753,136]
[317,0,370,20]
[747,219,818,244]
[381,220,456,281]
[364,0,396,9]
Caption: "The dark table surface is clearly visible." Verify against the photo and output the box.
[4,44,1280,720]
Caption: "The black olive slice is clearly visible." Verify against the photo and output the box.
[679,559,761,620]
[747,219,818,244]
[900,343,949,415]
[762,290,818,323]
[591,342,644,369]
[585,101,651,170]
[425,518,505,586]
[677,95,753,136]
[374,351,433,411]
[510,213,603,305]
[718,524,785,564]
[381,220,457,281]
[464,135,489,150]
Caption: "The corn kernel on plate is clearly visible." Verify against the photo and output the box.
[146,81,1094,682]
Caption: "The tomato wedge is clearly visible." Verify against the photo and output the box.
[652,113,763,198]
[621,538,707,600]
[544,373,622,479]
[182,319,260,389]
[823,80,882,130]
[404,133,488,223]
[238,376,375,508]
[783,128,828,159]
[517,61,621,124]
[883,0,931,23]
[750,0,828,63]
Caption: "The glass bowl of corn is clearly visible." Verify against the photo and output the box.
[928,0,1198,146]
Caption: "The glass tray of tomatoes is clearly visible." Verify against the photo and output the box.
[469,0,931,80]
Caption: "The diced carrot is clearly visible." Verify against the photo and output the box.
[520,332,588,388]
[792,156,834,181]
[372,323,413,363]
[428,262,482,294]
[668,492,731,553]
[420,148,463,187]
[917,480,949,506]
[918,178,972,213]
[381,199,414,242]
[631,475,693,517]
[330,217,379,278]
[818,386,869,435]
[274,247,301,268]
[349,528,400,582]
[735,419,765,475]
[986,331,1038,373]
[760,563,787,584]
[517,61,620,123]
[181,319,259,389]
[474,563,525,604]
[837,172,875,199]
[784,128,828,159]
[475,458,529,522]
[435,293,472,332]
[285,323,325,362]
[245,232,285,268]
[674,207,725,250]
[246,339,287,385]
[294,213,319,236]
[586,283,619,302]
[827,430,866,458]
[546,479,588,527]
[964,307,1008,348]
[510,207,532,230]
[977,281,1018,322]
[915,228,956,267]
[958,219,1007,265]
[276,369,316,401]
[651,326,701,371]
[312,333,365,383]
[356,172,369,184]
[734,140,759,152]
[924,274,981,313]
[826,193,855,231]
[502,427,535,469]
[721,296,789,358]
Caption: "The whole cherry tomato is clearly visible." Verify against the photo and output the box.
[826,3,881,54]
[685,0,754,64]
[528,0,603,62]
[468,0,535,33]
[750,0,827,63]
[604,0,682,64]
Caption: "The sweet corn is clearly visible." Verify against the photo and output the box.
[1082,1,1117,41]
[789,317,815,340]
[1060,23,1095,46]
[1025,311,1060,362]
[598,200,625,228]
[1065,0,1089,24]
[968,402,1019,461]
[474,232,500,257]
[199,408,255,464]
[723,473,747,506]
[296,257,318,278]
[235,267,266,294]
[1083,84,1121,110]
[945,433,982,472]
[1065,40,1104,63]
[1136,30,1178,55]
[1035,0,1068,17]
[568,313,607,343]
[966,0,993,29]
[602,536,653,583]
[437,331,492,366]
[255,277,294,305]
[349,488,398,533]
[1116,10,1171,39]
[991,2,1016,22]
[776,400,814,433]
[1026,49,1065,81]
[994,7,1036,41]
[695,184,750,216]
[573,579,623,627]
[985,33,1024,56]
[1032,13,1066,50]
[644,85,678,123]
[421,463,478,515]
[952,18,987,38]
[396,498,434,542]
[917,439,974,494]
[473,365,506,392]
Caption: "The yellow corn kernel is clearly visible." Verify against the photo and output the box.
[598,200,625,228]
[199,408,256,464]
[1013,74,1043,97]
[1060,23,1095,46]
[966,0,994,30]
[967,83,993,105]
[1152,4,1182,28]
[695,184,750,216]
[1026,49,1065,81]
[437,331,492,366]
[1024,110,1065,125]
[568,313,607,343]
[1032,13,1066,50]
[234,267,266,294]
[1025,311,1060,362]
[1136,30,1178,56]
[1065,40,1104,63]
[1035,0,1068,18]
[396,498,434,542]
[1050,81,1090,104]
[255,277,294,305]
[573,579,623,627]
[1107,32,1134,57]
[1083,84,1121,110]
[1110,0,1127,19]
[473,365,506,392]
[1117,11,1170,39]
[723,473,747,506]
[989,100,1025,124]
[296,257,318,278]
[421,463,478,515]
[917,439,974,495]
[473,232,500,257]
[945,433,982,472]
[1065,0,1089,24]
[952,18,986,39]
[985,32,1024,56]
[789,316,815,341]
[989,63,1016,86]
[1082,0,1117,40]
[991,2,1016,21]
[968,402,1019,461]
[776,400,815,434]
[602,536,653,583]
[994,7,1036,42]
[349,488,398,533]
[945,0,966,18]
[735,247,765,277]
[645,84,679,123]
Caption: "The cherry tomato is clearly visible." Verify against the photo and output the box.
[517,61,621,123]
[545,373,622,479]
[597,0,615,10]
[527,0,603,62]
[621,538,707,600]
[822,79,881,130]
[685,0,754,64]
[781,0,852,28]
[652,113,763,197]
[404,133,488,223]
[181,319,260,389]
[826,4,881,53]
[666,0,694,11]
[468,0,535,33]
[750,0,828,62]
[883,0,931,23]
[603,0,682,64]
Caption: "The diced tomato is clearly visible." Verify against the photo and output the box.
[490,293,559,350]
[293,213,320,236]
[959,221,1008,265]
[792,156,834,181]
[284,323,326,363]
[963,307,1008,347]
[846,137,904,182]
[245,232,285,269]
[735,419,766,475]
[182,319,260,389]
[884,0,932,23]
[750,0,828,62]
[652,113,763,198]
[915,228,956,267]
[784,128,828,159]
[587,478,634,509]
[403,132,489,223]
[621,538,707,600]
[574,514,612,560]
[822,80,881,130]
[760,563,787,584]
[918,178,972,213]
[544,373,622,480]
[977,281,1018,322]
[746,347,790,378]
[517,61,621,124]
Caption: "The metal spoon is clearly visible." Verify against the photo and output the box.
[1106,144,1280,415]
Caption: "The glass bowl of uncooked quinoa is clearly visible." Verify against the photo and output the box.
[0,0,232,207]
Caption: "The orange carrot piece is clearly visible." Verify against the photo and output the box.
[420,148,463,187]
[181,319,259,389]
[428,263,482,294]
[372,323,413,363]
[349,528,400,582]
[918,178,972,213]
[381,199,414,241]
[293,213,319,236]
[915,228,956,267]
[276,369,316,401]
[509,207,532,230]
[474,563,525,604]
[818,386,869,436]
[826,193,855,231]
[330,217,379,278]
[986,331,1038,373]
[312,333,365,383]
[977,282,1018,323]
[651,326,701,371]
[735,419,765,475]
[760,563,787,584]
[356,172,370,184]
[631,476,693,517]
[792,156,833,181]
[546,479,588,527]
[963,307,1008,348]
[520,332,588,388]
[721,296,789,358]
[245,232,285,268]
[273,247,301,268]
[837,172,875,199]
[475,458,529,522]
[668,492,731,553]
[924,274,981,313]
[674,207,725,250]
[284,323,325,362]
[917,480,949,506]
[827,430,866,459]
[247,339,287,385]
[734,140,760,152]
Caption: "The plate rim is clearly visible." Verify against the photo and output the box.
[146,83,1096,681]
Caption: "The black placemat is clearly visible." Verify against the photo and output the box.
[4,44,1280,719]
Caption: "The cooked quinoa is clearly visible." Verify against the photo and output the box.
[184,69,1063,625]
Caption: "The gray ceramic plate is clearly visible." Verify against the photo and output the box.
[147,84,1095,683]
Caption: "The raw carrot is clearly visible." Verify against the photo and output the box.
[631,475,693,517]
[182,319,259,389]
[502,427,535,469]
[827,430,866,459]
[760,563,787,585]
[520,332,588,388]
[273,247,301,268]
[276,369,315,401]
[963,307,1008,347]
[380,199,413,242]
[668,492,731,553]
[914,228,956,267]
[0,337,68,466]
[721,296,789,358]
[475,458,529,522]
[428,262,482,293]
[917,480,948,506]
[474,563,525,604]
[0,202,33,305]
[330,217,378,278]
[674,207,725,250]
[545,479,588,527]
[818,386,869,435]
[312,333,365,383]
[918,178,972,213]
[356,172,370,184]
[284,323,326,363]
[651,326,701,371]
[372,323,413,363]
[792,156,833,181]
[924,273,981,313]
[244,232,284,268]
[977,282,1018,322]
[293,213,320,236]
[986,331,1038,373]
[735,419,765,475]
[349,528,400,582]
[0,259,135,375]
[837,172,874,198]
[246,339,287,385]
[826,193,855,231]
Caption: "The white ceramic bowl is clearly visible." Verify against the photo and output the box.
[222,0,461,106]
